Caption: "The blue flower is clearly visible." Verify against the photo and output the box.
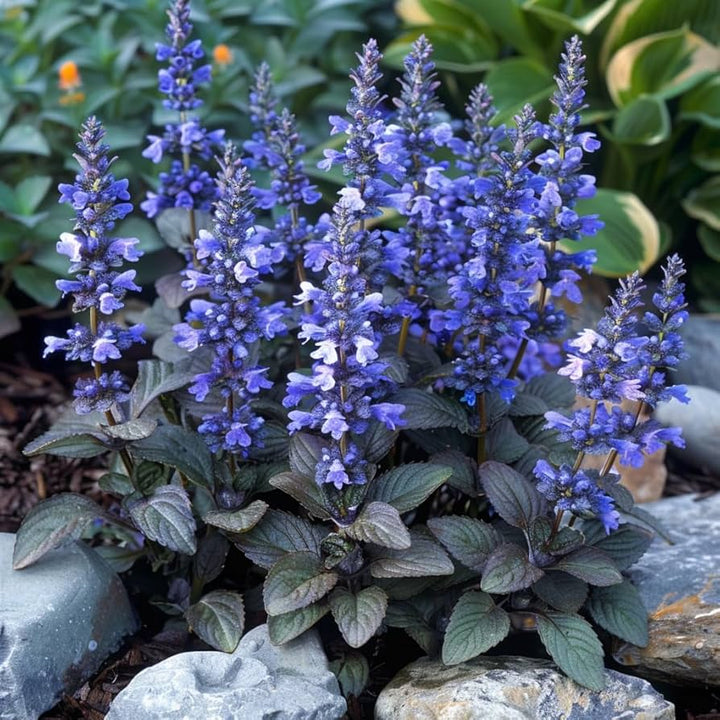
[44,117,144,414]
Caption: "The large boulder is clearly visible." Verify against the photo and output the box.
[106,624,346,720]
[616,493,720,685]
[0,533,137,720]
[374,655,674,719]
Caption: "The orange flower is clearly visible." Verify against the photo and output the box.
[212,44,233,67]
[58,60,82,91]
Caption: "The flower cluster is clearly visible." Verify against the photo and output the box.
[284,196,405,495]
[244,63,323,263]
[45,116,145,414]
[432,105,545,405]
[536,255,688,530]
[174,145,286,454]
[141,0,224,219]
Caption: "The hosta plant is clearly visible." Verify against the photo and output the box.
[14,1,688,696]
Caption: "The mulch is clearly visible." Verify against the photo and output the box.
[2,359,720,719]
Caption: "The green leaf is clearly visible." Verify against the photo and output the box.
[553,546,623,586]
[361,421,398,463]
[0,124,51,156]
[23,409,111,458]
[587,580,649,647]
[329,586,388,648]
[533,572,589,613]
[699,224,720,262]
[186,590,245,652]
[442,590,510,665]
[365,463,452,513]
[130,424,214,489]
[606,27,720,107]
[683,175,720,230]
[479,461,546,529]
[370,530,454,578]
[390,388,469,432]
[484,57,554,123]
[288,432,325,479]
[267,602,330,645]
[427,515,499,571]
[508,392,548,417]
[345,502,411,550]
[329,651,370,700]
[585,522,654,571]
[680,75,720,128]
[563,189,662,277]
[130,359,196,417]
[233,510,325,570]
[264,551,339,616]
[522,0,618,34]
[203,499,269,534]
[13,493,103,569]
[487,418,529,463]
[611,95,671,145]
[15,176,52,214]
[536,612,605,690]
[269,471,330,519]
[11,265,60,307]
[481,543,545,594]
[524,374,576,409]
[103,418,158,441]
[126,484,197,555]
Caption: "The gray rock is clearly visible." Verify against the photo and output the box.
[374,655,674,720]
[106,624,346,720]
[676,315,720,393]
[617,493,720,685]
[654,385,720,474]
[0,533,137,720]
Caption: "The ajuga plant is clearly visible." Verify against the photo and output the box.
[16,13,689,697]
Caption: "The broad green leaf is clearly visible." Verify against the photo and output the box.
[329,651,370,700]
[692,127,720,171]
[130,359,196,417]
[264,551,339,616]
[269,471,330,519]
[233,510,325,570]
[611,95,671,145]
[130,424,214,489]
[509,392,548,417]
[11,265,60,307]
[584,522,654,571]
[600,0,720,68]
[553,546,623,586]
[13,493,103,569]
[126,484,197,555]
[366,463,451,513]
[480,543,545,594]
[484,57,554,123]
[427,515,499,571]
[699,224,720,262]
[683,176,720,230]
[442,590,510,665]
[267,602,330,645]
[23,408,110,458]
[329,586,388,648]
[361,421,398,463]
[288,432,325,479]
[533,572,589,613]
[15,176,52,214]
[203,500,269,534]
[536,612,605,690]
[563,189,661,276]
[487,418,529,463]
[345,502,411,550]
[479,461,546,529]
[525,373,576,409]
[429,450,477,495]
[370,530,454,578]
[680,75,720,128]
[587,580,649,647]
[103,418,158,441]
[0,124,51,156]
[390,388,469,432]
[522,0,617,34]
[186,590,245,652]
[606,27,720,107]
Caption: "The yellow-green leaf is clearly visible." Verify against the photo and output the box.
[611,94,670,145]
[680,75,720,128]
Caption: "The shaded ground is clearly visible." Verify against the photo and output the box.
[2,358,720,720]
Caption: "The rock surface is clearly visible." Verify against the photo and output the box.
[654,385,720,475]
[617,493,720,685]
[106,624,346,720]
[0,533,137,720]
[675,315,720,393]
[374,655,674,720]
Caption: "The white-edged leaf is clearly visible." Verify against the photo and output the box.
[329,586,388,648]
[186,590,245,652]
[442,590,510,665]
